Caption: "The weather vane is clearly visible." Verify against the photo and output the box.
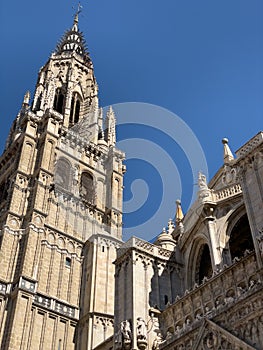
[72,1,83,24]
[77,2,83,15]
[72,2,83,17]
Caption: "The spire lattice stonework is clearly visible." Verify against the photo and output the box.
[55,4,90,62]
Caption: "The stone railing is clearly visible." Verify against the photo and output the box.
[33,293,79,319]
[159,251,261,343]
[236,131,263,158]
[212,183,242,202]
[117,237,173,260]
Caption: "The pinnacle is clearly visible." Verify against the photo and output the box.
[222,137,234,163]
[175,199,184,224]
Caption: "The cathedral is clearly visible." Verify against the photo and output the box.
[0,11,262,350]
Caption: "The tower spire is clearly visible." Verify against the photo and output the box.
[55,3,90,62]
[73,2,82,28]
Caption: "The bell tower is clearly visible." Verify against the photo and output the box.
[32,10,99,134]
[0,9,125,350]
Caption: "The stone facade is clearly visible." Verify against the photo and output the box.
[0,12,263,350]
[113,135,263,350]
[0,13,124,350]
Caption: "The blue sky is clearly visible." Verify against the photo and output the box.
[0,1,262,240]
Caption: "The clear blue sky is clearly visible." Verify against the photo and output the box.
[0,1,262,240]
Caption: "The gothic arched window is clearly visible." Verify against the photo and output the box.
[80,172,94,204]
[34,92,42,111]
[229,214,253,260]
[195,244,213,284]
[54,158,71,191]
[0,179,9,203]
[69,93,81,125]
[53,88,64,114]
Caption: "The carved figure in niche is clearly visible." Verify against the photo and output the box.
[183,319,191,331]
[175,325,181,335]
[137,317,148,349]
[152,331,163,350]
[204,331,218,349]
[248,279,256,290]
[222,165,237,185]
[137,317,147,340]
[237,285,245,297]
[115,320,132,349]
[204,306,212,318]
[224,295,234,304]
[121,320,132,341]
[195,312,202,321]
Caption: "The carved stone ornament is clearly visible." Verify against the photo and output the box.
[137,317,148,350]
[198,172,212,201]
[222,165,237,186]
[152,331,164,350]
[203,331,218,349]
[115,320,132,350]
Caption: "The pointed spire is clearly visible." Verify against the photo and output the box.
[23,91,30,106]
[175,199,184,224]
[72,2,82,31]
[222,138,234,163]
[55,3,90,63]
[106,106,116,146]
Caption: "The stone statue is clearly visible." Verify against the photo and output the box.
[115,320,132,350]
[122,320,132,342]
[198,172,212,201]
[152,331,163,350]
[137,317,147,349]
[198,172,208,190]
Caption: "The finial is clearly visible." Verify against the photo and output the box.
[175,200,184,224]
[23,91,30,106]
[222,138,234,163]
[72,2,82,28]
[168,218,174,234]
[106,106,116,146]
